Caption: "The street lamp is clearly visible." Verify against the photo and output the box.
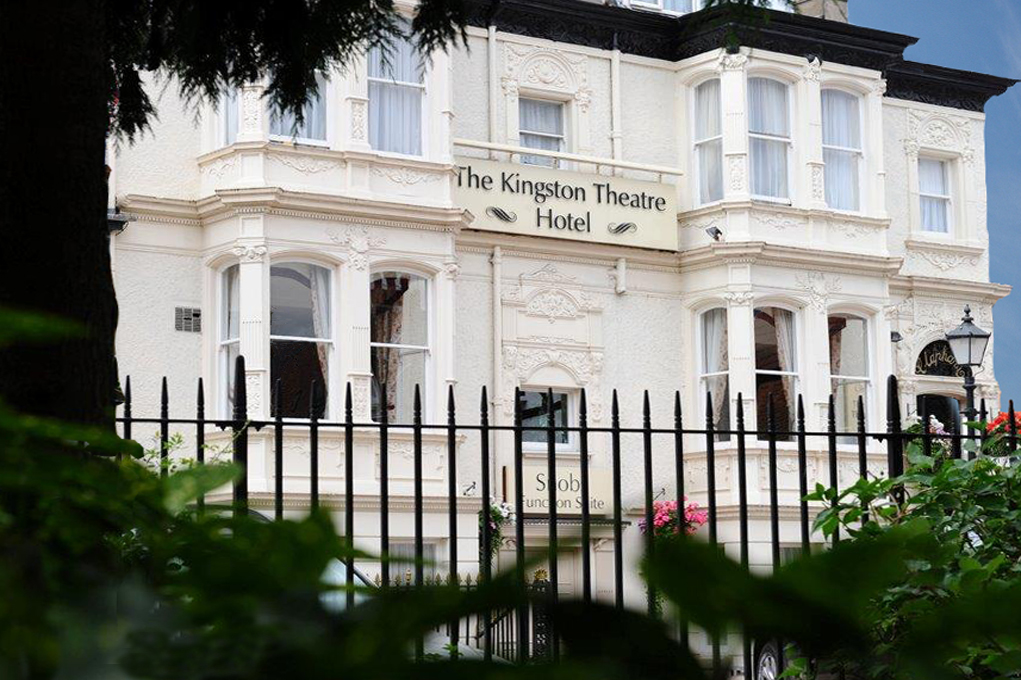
[945,305,991,424]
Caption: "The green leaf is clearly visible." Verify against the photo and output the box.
[163,464,239,514]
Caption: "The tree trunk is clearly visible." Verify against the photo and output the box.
[0,1,117,427]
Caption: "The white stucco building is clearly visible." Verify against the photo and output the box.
[108,0,1015,641]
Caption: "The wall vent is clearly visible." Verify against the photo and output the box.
[175,307,202,333]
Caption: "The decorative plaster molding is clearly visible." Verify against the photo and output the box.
[717,51,748,72]
[525,289,582,323]
[501,344,604,420]
[916,249,979,272]
[370,165,444,186]
[267,152,341,174]
[351,100,367,141]
[506,42,588,95]
[232,244,267,262]
[202,155,238,179]
[811,165,825,201]
[724,291,755,307]
[241,87,262,134]
[906,109,973,156]
[795,271,842,311]
[728,156,746,192]
[524,263,576,284]
[872,78,888,96]
[803,57,822,82]
[830,219,885,238]
[756,212,807,232]
[326,226,386,270]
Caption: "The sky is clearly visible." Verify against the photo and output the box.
[851,0,1021,406]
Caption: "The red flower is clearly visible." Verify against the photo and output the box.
[986,411,1021,435]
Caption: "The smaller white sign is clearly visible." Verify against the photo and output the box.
[503,464,612,516]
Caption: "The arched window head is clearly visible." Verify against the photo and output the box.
[270,262,332,418]
[370,271,429,422]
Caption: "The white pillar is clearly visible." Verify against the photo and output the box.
[800,58,827,211]
[718,50,750,205]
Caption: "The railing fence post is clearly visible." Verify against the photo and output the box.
[380,387,390,589]
[273,379,283,521]
[824,394,837,546]
[886,375,904,505]
[160,377,170,478]
[447,385,459,652]
[344,382,354,610]
[196,378,205,514]
[610,390,624,612]
[642,391,655,618]
[232,355,248,517]
[579,389,592,605]
[479,386,492,661]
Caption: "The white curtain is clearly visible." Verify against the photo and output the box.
[309,265,331,379]
[664,0,693,12]
[774,308,796,374]
[695,80,723,203]
[519,98,563,166]
[368,30,424,155]
[748,78,790,199]
[919,158,950,232]
[223,89,239,146]
[270,74,327,141]
[701,308,728,375]
[822,89,861,210]
[222,265,240,341]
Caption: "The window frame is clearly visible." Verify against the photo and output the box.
[366,31,427,159]
[630,0,696,15]
[519,388,578,454]
[696,306,731,441]
[518,96,567,168]
[268,260,336,421]
[747,76,794,204]
[752,305,800,439]
[369,269,433,424]
[692,78,724,206]
[219,88,240,148]
[918,155,954,235]
[268,72,330,147]
[820,87,865,213]
[218,263,241,418]
[827,312,872,438]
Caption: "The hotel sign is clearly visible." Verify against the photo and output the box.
[503,464,612,516]
[455,158,678,251]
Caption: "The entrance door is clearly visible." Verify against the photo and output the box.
[917,394,962,434]
[523,547,579,599]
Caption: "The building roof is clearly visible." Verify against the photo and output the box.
[464,0,1017,112]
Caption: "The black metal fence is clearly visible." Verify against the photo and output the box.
[118,355,1019,671]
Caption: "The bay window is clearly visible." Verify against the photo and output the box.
[754,307,798,440]
[368,30,424,156]
[269,73,328,143]
[699,308,730,440]
[270,263,332,418]
[371,272,429,423]
[220,264,240,415]
[520,390,573,450]
[919,157,951,233]
[829,314,870,435]
[694,79,723,204]
[519,98,565,167]
[748,77,791,201]
[821,89,862,211]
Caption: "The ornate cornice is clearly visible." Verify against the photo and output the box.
[464,0,1015,112]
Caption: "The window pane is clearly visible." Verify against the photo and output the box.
[921,196,949,233]
[824,147,859,211]
[371,272,428,346]
[520,99,564,136]
[223,89,239,146]
[748,78,789,137]
[371,346,427,423]
[221,340,239,416]
[222,264,240,341]
[520,391,570,444]
[520,132,562,166]
[269,74,327,141]
[271,263,331,338]
[664,0,693,10]
[821,89,860,149]
[755,373,796,441]
[700,308,729,374]
[701,375,731,441]
[828,314,868,377]
[698,138,723,203]
[919,158,948,195]
[369,80,422,155]
[754,307,796,372]
[749,137,788,199]
[367,29,423,84]
[832,378,868,434]
[694,79,721,141]
[271,340,328,418]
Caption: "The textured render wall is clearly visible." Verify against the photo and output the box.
[452,36,490,143]
[619,62,679,168]
[586,57,614,159]
[114,76,202,201]
[883,104,910,259]
[114,247,204,428]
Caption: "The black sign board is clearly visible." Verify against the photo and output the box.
[915,340,968,378]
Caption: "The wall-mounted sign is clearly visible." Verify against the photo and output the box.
[455,158,678,251]
[915,340,968,378]
[503,464,612,516]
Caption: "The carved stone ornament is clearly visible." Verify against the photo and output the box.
[525,289,582,323]
[202,155,238,179]
[524,263,576,284]
[724,291,755,307]
[370,165,444,186]
[831,219,883,238]
[811,165,825,201]
[717,51,748,72]
[803,57,822,82]
[795,271,842,311]
[728,156,746,192]
[906,109,972,154]
[501,345,604,420]
[351,100,367,141]
[232,244,268,262]
[916,248,979,272]
[756,212,806,232]
[326,226,387,271]
[241,87,262,134]
[505,42,588,96]
[267,153,341,174]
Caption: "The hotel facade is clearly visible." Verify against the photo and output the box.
[108,0,1015,649]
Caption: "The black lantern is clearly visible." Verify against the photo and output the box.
[945,306,991,369]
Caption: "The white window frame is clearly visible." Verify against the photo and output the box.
[918,155,954,235]
[630,0,696,15]
[827,313,872,440]
[518,96,567,168]
[367,38,427,159]
[268,73,329,147]
[692,78,724,207]
[753,305,800,438]
[219,88,240,148]
[696,307,730,440]
[369,270,432,424]
[219,264,241,418]
[520,388,578,454]
[269,260,335,421]
[747,76,793,205]
[821,88,865,213]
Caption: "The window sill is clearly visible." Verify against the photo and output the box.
[268,137,330,149]
[904,236,985,256]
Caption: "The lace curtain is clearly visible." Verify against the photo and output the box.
[700,308,730,434]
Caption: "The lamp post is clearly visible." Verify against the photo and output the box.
[945,305,991,432]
